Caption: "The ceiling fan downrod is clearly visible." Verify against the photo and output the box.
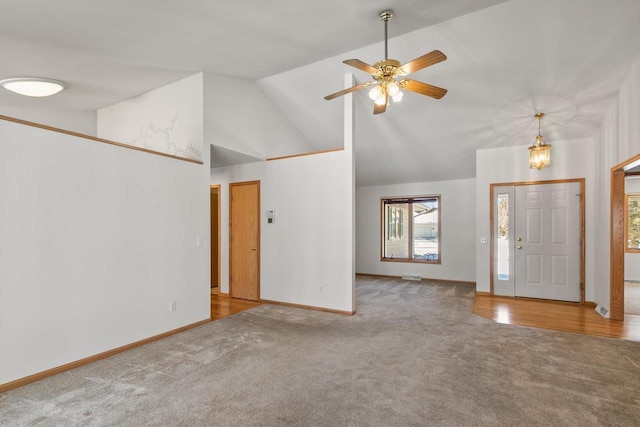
[379,10,393,60]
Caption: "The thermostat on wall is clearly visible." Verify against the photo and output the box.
[266,209,276,224]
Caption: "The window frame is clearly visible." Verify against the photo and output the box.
[625,192,640,253]
[380,195,441,264]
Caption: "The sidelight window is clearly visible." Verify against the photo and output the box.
[626,193,640,252]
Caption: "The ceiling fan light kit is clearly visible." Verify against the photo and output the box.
[324,9,447,114]
[528,113,551,170]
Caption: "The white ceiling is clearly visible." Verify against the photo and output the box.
[1,0,640,185]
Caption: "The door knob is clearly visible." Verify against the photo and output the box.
[251,247,257,251]
[517,237,522,242]
[516,245,522,249]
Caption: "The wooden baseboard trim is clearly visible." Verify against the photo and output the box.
[0,318,211,394]
[584,301,597,308]
[260,299,355,316]
[476,291,492,296]
[356,272,476,286]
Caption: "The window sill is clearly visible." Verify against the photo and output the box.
[381,258,441,265]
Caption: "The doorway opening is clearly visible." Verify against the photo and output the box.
[210,185,220,298]
[610,152,640,320]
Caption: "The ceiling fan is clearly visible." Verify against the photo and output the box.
[324,9,447,114]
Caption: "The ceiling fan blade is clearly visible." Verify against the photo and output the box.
[343,59,379,75]
[324,82,372,100]
[402,79,448,99]
[400,50,447,75]
[373,92,389,115]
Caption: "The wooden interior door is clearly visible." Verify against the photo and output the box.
[514,182,581,302]
[229,181,260,301]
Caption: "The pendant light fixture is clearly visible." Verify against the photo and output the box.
[528,112,551,170]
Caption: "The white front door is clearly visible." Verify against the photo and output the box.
[493,182,581,302]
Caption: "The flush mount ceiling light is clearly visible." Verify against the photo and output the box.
[528,112,551,170]
[0,77,65,97]
[324,9,447,114]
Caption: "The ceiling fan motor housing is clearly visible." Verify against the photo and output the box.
[372,59,404,81]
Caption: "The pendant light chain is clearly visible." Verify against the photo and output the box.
[538,114,541,141]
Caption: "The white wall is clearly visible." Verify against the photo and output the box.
[626,176,640,281]
[0,120,209,385]
[210,152,355,312]
[98,73,204,161]
[356,179,476,282]
[0,107,96,136]
[595,52,640,308]
[475,138,598,301]
[204,72,313,160]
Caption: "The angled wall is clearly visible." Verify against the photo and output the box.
[97,73,204,161]
[204,72,314,160]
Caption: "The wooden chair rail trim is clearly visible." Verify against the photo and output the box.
[266,147,343,162]
[0,114,204,165]
[0,318,211,393]
[261,298,355,316]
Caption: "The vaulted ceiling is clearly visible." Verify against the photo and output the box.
[2,0,640,185]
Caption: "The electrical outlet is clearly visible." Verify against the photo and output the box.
[319,286,323,293]
[480,237,487,244]
[169,301,177,312]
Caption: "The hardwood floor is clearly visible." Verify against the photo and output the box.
[473,295,640,342]
[211,293,261,321]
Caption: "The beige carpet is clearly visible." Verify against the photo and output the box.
[2,276,640,426]
[625,282,640,315]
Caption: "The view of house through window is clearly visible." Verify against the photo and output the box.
[382,196,440,263]
[627,193,640,252]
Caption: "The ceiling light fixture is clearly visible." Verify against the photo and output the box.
[0,77,65,97]
[529,112,551,170]
[324,9,447,114]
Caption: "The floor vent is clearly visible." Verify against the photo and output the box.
[402,275,422,281]
[595,304,610,319]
